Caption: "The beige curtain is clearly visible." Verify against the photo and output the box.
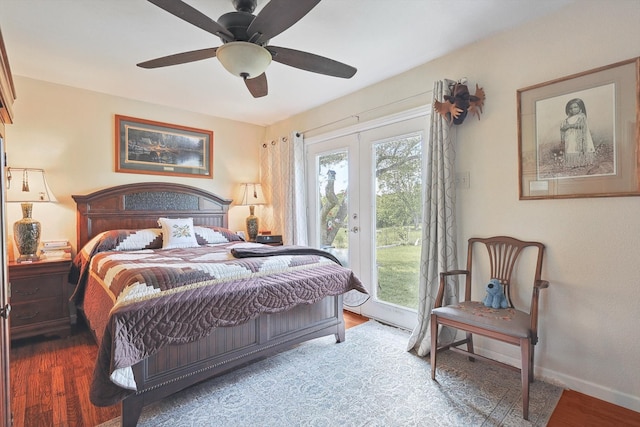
[260,132,308,245]
[407,79,459,356]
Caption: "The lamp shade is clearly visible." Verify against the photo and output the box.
[216,42,272,79]
[238,182,266,206]
[6,167,57,203]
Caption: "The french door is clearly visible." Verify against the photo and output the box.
[306,108,429,330]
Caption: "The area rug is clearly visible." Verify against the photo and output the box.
[99,321,561,426]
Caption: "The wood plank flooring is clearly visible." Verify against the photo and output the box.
[10,329,120,427]
[8,311,640,426]
[548,389,640,427]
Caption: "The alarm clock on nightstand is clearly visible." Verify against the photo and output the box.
[255,235,283,246]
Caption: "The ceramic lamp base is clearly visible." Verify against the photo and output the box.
[13,203,41,262]
[246,214,259,242]
[245,204,259,242]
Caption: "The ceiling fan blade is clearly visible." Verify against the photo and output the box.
[267,46,357,79]
[245,73,268,98]
[137,48,218,69]
[247,0,321,44]
[148,0,234,41]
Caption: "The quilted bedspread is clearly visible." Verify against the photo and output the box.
[70,237,367,406]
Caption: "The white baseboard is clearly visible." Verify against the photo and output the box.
[535,366,640,413]
[475,346,640,413]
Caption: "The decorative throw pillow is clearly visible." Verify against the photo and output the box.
[113,229,163,251]
[85,229,162,254]
[158,217,199,249]
[194,226,245,245]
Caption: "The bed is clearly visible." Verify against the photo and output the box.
[69,182,367,427]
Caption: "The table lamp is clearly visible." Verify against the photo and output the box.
[6,167,57,262]
[238,183,266,242]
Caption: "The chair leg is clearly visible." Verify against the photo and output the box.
[430,313,438,380]
[520,338,531,420]
[466,332,475,362]
[529,342,535,383]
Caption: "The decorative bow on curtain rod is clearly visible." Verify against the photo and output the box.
[433,79,486,125]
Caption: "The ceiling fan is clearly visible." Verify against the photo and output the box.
[137,0,357,98]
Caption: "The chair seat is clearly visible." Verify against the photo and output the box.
[432,301,531,338]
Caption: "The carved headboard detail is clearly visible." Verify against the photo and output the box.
[72,182,232,249]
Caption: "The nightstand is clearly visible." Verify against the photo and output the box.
[8,258,73,340]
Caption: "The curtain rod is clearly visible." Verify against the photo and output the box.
[298,89,433,136]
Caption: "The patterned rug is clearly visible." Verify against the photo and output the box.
[99,321,561,426]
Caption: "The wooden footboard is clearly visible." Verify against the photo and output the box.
[121,295,345,427]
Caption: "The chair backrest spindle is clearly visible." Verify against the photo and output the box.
[468,236,545,309]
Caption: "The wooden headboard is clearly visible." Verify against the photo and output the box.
[72,182,232,249]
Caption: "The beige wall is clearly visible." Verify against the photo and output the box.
[6,77,266,248]
[267,1,640,412]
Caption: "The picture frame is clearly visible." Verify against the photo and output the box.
[518,57,639,199]
[115,115,213,178]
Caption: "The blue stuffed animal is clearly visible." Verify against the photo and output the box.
[483,278,509,309]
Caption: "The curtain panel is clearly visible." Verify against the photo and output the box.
[407,79,459,356]
[260,132,308,245]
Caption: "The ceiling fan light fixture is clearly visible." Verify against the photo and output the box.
[216,41,272,79]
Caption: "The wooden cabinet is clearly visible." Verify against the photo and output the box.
[1,26,17,427]
[0,27,16,136]
[8,258,73,340]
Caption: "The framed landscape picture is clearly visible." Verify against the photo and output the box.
[115,115,213,178]
[518,57,639,199]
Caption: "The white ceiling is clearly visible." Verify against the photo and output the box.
[1,0,571,126]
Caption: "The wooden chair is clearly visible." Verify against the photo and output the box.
[430,236,549,420]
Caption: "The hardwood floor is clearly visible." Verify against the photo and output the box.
[547,389,640,427]
[8,311,640,426]
[10,329,119,427]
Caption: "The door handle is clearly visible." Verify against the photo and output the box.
[0,304,10,319]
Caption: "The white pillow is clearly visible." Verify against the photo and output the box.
[157,217,199,249]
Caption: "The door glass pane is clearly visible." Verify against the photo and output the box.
[373,134,423,310]
[317,150,349,266]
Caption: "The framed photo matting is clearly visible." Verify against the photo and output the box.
[518,57,639,199]
[115,115,213,178]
